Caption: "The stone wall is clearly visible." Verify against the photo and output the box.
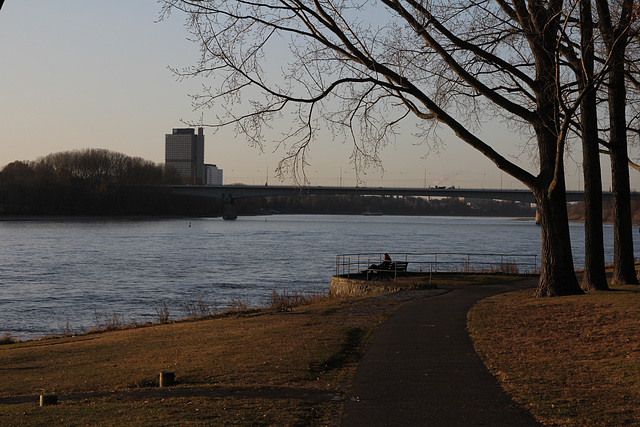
[329,275,407,297]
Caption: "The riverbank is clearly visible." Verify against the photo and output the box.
[0,274,501,426]
[4,211,639,226]
[0,288,450,425]
[2,274,637,425]
[0,215,213,223]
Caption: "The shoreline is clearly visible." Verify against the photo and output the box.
[0,214,218,222]
[0,212,536,222]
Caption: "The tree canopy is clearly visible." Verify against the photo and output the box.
[162,1,640,296]
[0,149,188,215]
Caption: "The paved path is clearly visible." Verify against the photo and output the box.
[341,280,541,426]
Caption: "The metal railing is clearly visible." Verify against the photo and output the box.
[335,252,539,278]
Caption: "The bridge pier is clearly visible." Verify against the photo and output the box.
[222,195,237,220]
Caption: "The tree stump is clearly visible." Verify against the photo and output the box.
[159,372,175,387]
[39,394,58,406]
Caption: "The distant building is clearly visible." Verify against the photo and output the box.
[205,164,223,186]
[165,128,205,184]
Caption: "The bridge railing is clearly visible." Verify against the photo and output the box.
[335,252,539,278]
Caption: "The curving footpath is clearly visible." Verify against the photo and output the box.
[341,279,541,426]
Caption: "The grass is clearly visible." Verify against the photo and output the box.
[468,283,640,426]
[0,285,419,426]
[0,333,18,345]
[5,273,636,425]
[386,272,523,288]
[1,397,331,427]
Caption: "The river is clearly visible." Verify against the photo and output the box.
[0,215,636,339]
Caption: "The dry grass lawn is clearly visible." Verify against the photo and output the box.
[468,284,640,426]
[0,282,440,426]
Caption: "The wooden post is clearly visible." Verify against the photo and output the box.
[159,372,175,387]
[39,394,58,406]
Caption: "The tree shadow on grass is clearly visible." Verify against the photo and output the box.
[313,327,367,375]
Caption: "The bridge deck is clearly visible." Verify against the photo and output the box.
[170,184,628,203]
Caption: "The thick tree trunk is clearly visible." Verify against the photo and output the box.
[528,21,583,297]
[579,0,608,291]
[581,137,607,290]
[533,183,583,297]
[595,0,638,285]
[609,48,638,285]
[611,148,638,284]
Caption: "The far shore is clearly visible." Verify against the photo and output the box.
[4,213,640,226]
[0,214,218,222]
[1,212,536,221]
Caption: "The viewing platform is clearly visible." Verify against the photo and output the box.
[330,252,539,297]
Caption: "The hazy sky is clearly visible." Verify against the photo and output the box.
[1,1,635,190]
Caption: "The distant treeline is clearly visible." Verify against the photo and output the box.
[0,148,536,218]
[568,201,640,225]
[0,149,221,216]
[244,194,536,217]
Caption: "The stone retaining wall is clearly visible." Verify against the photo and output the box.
[329,275,428,297]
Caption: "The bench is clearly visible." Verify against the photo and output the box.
[392,261,408,272]
[365,261,409,279]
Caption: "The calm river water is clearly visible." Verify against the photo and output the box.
[1,215,637,339]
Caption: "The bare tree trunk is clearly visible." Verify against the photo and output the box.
[596,0,639,285]
[533,181,583,297]
[582,115,608,290]
[579,0,608,290]
[609,48,638,285]
[610,155,637,285]
[530,21,582,297]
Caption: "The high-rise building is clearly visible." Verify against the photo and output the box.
[165,128,205,184]
[205,164,223,186]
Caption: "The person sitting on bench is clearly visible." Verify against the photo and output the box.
[369,253,392,270]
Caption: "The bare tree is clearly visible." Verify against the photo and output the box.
[162,0,593,296]
[561,0,640,288]
[36,148,166,187]
[596,0,639,285]
[579,0,608,290]
[560,0,609,290]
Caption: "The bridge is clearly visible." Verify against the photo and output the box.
[171,184,623,203]
[170,184,631,219]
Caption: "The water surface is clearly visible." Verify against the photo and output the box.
[0,215,634,339]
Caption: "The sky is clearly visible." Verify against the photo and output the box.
[0,1,636,191]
